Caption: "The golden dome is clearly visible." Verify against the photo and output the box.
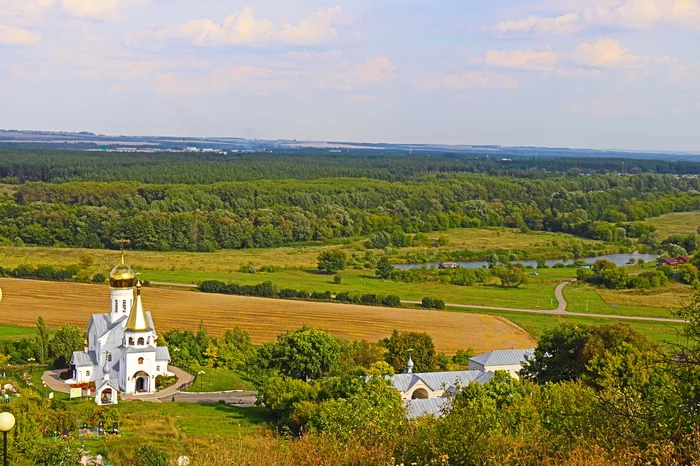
[109,254,136,288]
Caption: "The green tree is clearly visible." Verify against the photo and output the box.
[375,256,395,279]
[535,256,547,269]
[34,316,50,364]
[523,323,654,384]
[453,348,476,366]
[317,250,347,274]
[255,326,341,381]
[492,264,526,288]
[49,324,84,368]
[380,330,438,373]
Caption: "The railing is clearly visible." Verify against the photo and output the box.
[170,364,197,391]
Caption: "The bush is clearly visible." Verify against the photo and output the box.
[311,291,332,301]
[239,263,256,274]
[421,297,445,310]
[382,295,401,307]
[136,445,169,466]
[91,273,106,283]
[333,275,342,284]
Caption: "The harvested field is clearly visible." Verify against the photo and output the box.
[0,278,535,354]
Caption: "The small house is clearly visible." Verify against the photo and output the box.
[657,257,679,267]
[677,256,691,265]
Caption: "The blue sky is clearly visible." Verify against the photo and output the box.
[1,0,699,150]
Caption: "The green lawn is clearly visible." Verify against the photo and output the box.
[183,366,255,393]
[0,325,35,338]
[146,266,576,311]
[563,283,676,319]
[446,307,684,344]
[643,211,700,236]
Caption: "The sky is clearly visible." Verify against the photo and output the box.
[0,0,699,151]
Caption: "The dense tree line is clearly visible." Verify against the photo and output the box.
[2,149,700,185]
[1,170,699,251]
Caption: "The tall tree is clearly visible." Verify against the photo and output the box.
[380,330,438,373]
[34,316,49,364]
[317,250,347,274]
[48,324,84,368]
[255,326,341,381]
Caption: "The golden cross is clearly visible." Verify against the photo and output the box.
[115,236,131,264]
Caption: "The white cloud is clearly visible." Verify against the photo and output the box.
[668,62,700,87]
[572,38,641,68]
[0,25,42,45]
[0,0,148,20]
[481,49,558,70]
[130,6,342,47]
[416,72,518,91]
[495,13,583,34]
[495,0,700,34]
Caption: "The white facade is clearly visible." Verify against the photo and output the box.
[68,258,171,405]
[468,349,535,378]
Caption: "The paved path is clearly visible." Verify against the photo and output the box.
[150,279,685,323]
[42,369,71,393]
[404,281,684,323]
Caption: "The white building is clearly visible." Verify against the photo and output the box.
[68,256,171,405]
[388,356,495,418]
[468,349,535,378]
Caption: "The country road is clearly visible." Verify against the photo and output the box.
[151,280,685,324]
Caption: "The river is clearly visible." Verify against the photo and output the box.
[393,253,660,270]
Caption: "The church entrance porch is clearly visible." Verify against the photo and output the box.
[133,371,150,393]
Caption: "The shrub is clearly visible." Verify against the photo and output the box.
[311,291,332,301]
[136,445,169,466]
[91,273,106,283]
[382,295,401,307]
[333,275,342,284]
[421,297,445,310]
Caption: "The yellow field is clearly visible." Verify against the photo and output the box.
[645,211,700,236]
[0,278,535,354]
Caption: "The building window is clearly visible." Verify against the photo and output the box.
[86,371,91,377]
[147,337,150,345]
[108,353,113,362]
[128,337,134,345]
[123,300,127,312]
[114,300,117,313]
[138,357,144,365]
[156,365,160,371]
[137,337,145,346]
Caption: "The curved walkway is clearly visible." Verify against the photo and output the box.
[41,366,196,401]
[404,281,684,323]
[150,279,685,324]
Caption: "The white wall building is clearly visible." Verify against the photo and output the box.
[388,356,495,418]
[468,349,535,378]
[68,256,171,405]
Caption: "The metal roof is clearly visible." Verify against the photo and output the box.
[469,349,535,367]
[405,398,450,419]
[72,350,97,367]
[155,347,171,361]
[390,370,494,393]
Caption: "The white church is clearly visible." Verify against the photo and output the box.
[68,256,171,405]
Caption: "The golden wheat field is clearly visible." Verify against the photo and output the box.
[0,278,534,354]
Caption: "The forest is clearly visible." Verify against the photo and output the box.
[0,149,699,252]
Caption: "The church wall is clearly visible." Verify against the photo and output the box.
[110,287,134,323]
[124,351,158,394]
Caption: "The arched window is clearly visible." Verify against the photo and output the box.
[137,337,145,346]
[156,365,160,371]
[138,357,144,365]
[114,300,117,313]
[128,337,134,345]
[147,337,150,345]
[86,371,91,377]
